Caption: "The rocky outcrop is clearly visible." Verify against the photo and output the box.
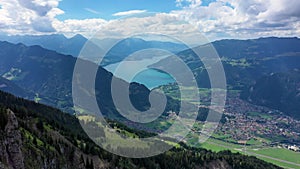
[0,109,24,169]
[206,159,232,169]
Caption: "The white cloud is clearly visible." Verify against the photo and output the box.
[84,8,100,14]
[0,0,63,34]
[53,18,108,37]
[93,13,207,45]
[113,10,147,16]
[176,0,202,8]
[171,0,300,40]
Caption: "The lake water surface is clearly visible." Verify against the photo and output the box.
[104,56,175,89]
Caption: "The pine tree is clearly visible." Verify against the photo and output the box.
[36,119,44,132]
[85,157,90,168]
[33,137,38,145]
[90,159,94,169]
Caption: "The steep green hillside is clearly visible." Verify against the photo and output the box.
[152,37,300,118]
[0,76,33,100]
[241,70,300,119]
[0,90,281,169]
[0,41,154,116]
[153,37,300,89]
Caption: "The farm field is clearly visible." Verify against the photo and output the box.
[195,137,300,169]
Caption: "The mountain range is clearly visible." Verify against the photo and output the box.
[212,37,300,59]
[152,37,300,119]
[0,34,299,168]
[0,34,87,57]
[0,34,187,65]
[1,36,300,121]
[0,40,157,118]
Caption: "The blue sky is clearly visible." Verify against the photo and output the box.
[57,0,180,20]
[57,0,216,20]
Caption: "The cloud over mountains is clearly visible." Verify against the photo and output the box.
[173,0,300,39]
[0,0,299,40]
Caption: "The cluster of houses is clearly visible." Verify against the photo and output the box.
[286,145,300,152]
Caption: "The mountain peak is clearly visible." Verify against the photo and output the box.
[70,34,87,41]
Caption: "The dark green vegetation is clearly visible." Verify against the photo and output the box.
[0,107,8,130]
[242,70,300,119]
[0,90,281,169]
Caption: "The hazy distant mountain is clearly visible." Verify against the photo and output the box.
[0,34,87,57]
[100,38,188,66]
[0,34,188,65]
[213,37,300,59]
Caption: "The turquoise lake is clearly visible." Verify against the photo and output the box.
[104,56,175,89]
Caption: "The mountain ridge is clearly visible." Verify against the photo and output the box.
[0,34,87,57]
[0,40,157,117]
[150,36,300,119]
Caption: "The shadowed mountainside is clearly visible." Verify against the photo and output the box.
[0,90,282,169]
